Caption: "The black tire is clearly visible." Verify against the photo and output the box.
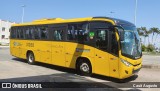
[27,52,35,65]
[77,59,92,76]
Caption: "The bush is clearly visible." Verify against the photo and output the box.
[147,44,155,52]
[141,45,146,51]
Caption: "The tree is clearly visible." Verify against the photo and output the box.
[137,27,150,46]
[149,27,159,45]
[147,44,155,52]
[137,27,144,36]
[155,29,160,43]
[141,44,146,51]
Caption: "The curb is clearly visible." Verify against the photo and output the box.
[142,64,160,69]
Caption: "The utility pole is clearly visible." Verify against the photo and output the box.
[134,0,138,25]
[21,5,26,23]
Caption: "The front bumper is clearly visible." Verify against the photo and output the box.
[119,63,142,79]
[132,67,141,75]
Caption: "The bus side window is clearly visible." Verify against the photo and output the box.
[67,25,77,41]
[16,27,25,39]
[77,23,89,42]
[17,29,21,38]
[24,27,34,39]
[10,27,17,39]
[25,29,30,39]
[53,30,63,41]
[67,23,89,42]
[34,27,41,39]
[40,27,48,39]
[20,28,24,39]
[96,30,108,51]
[30,28,35,39]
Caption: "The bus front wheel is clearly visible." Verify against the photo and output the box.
[27,52,35,65]
[77,59,92,76]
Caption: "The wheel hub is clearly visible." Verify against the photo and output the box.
[29,54,33,62]
[80,63,89,72]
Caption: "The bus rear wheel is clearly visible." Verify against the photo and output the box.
[27,52,35,65]
[77,59,92,76]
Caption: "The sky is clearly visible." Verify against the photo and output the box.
[0,0,159,28]
[1,0,160,46]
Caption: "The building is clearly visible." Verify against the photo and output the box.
[0,19,16,45]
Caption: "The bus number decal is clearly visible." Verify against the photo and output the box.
[26,43,34,47]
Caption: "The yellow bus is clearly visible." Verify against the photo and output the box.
[10,17,142,79]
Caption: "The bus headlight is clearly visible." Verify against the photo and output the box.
[121,59,132,67]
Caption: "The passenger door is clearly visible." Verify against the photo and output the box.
[108,29,119,78]
[94,29,110,76]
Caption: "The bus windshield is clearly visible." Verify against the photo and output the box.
[120,26,142,59]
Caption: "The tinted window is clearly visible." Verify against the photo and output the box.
[109,30,118,55]
[34,27,41,39]
[11,27,24,39]
[96,29,108,51]
[10,27,16,39]
[40,27,48,39]
[90,21,112,29]
[19,28,25,39]
[67,25,77,40]
[25,28,34,39]
[53,30,63,41]
[67,23,89,42]
[17,29,21,38]
[11,26,50,40]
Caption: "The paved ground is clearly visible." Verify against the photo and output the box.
[0,47,160,91]
[142,55,160,69]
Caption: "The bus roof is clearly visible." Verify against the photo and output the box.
[12,17,135,27]
[93,17,135,27]
[12,17,92,26]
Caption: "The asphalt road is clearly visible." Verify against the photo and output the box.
[0,47,160,91]
[142,55,160,65]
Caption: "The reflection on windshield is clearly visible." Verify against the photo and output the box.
[121,31,134,55]
[120,27,141,59]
